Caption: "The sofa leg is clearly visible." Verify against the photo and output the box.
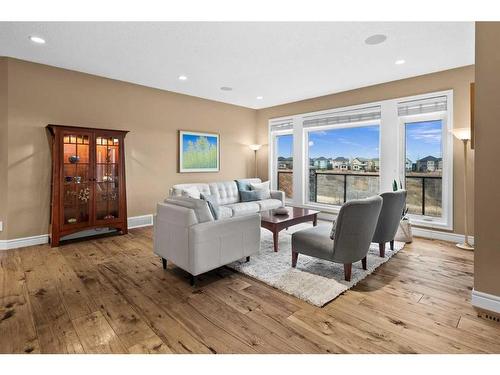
[390,240,394,251]
[344,263,352,282]
[291,251,298,268]
[379,242,385,257]
[246,256,250,263]
[190,275,197,287]
[162,258,167,270]
[362,256,367,270]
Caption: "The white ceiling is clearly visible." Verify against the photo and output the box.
[0,22,474,109]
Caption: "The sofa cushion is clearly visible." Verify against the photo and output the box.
[209,181,240,205]
[164,197,214,223]
[250,180,271,199]
[200,193,220,220]
[218,206,233,219]
[171,183,211,197]
[182,186,201,199]
[256,198,282,211]
[235,178,261,191]
[226,202,260,216]
[240,190,264,202]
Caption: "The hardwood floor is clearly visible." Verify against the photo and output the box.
[1,226,499,354]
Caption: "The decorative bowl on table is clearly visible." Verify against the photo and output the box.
[273,207,289,215]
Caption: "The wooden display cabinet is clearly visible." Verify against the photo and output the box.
[47,125,129,247]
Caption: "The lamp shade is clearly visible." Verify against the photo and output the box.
[451,127,471,141]
[249,144,262,151]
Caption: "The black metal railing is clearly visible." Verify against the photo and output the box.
[277,170,293,198]
[405,175,442,217]
[277,169,442,217]
[310,170,380,205]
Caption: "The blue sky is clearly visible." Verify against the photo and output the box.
[277,134,293,158]
[182,133,218,152]
[307,125,380,159]
[405,120,442,162]
[277,120,443,162]
[278,127,380,159]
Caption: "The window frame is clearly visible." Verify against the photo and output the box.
[399,109,453,230]
[267,89,454,230]
[269,123,294,203]
[303,120,382,210]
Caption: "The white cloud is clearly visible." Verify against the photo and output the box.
[308,141,314,147]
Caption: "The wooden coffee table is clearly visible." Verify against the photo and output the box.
[260,206,320,252]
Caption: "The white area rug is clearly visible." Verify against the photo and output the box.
[228,223,405,307]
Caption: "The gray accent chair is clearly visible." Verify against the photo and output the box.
[372,190,407,257]
[291,196,383,281]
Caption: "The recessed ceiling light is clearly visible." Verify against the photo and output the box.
[256,96,263,100]
[364,34,387,45]
[29,35,46,44]
[178,75,188,81]
[220,86,233,91]
[395,59,406,65]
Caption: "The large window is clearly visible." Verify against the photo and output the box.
[276,134,293,198]
[307,125,380,206]
[268,90,453,230]
[404,120,443,217]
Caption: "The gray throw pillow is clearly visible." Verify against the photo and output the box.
[200,193,220,220]
[235,179,252,192]
[240,190,263,202]
[330,219,337,240]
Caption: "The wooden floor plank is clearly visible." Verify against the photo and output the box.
[1,227,499,354]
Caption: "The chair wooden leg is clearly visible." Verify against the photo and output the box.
[190,275,197,287]
[362,256,367,270]
[379,242,385,257]
[344,263,352,281]
[291,251,298,268]
[162,258,167,270]
[390,240,394,250]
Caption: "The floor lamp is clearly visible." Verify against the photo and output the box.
[249,144,262,178]
[452,127,474,251]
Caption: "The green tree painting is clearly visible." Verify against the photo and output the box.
[181,132,219,171]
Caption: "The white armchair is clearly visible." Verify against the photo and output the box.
[153,201,261,285]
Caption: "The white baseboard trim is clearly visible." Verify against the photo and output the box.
[412,227,475,245]
[318,212,474,245]
[128,214,154,229]
[0,214,154,250]
[472,289,500,314]
[0,234,49,250]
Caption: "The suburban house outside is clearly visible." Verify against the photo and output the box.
[313,157,329,169]
[416,155,442,172]
[331,157,349,170]
[351,157,370,171]
[369,158,380,172]
[278,156,293,170]
[406,158,413,171]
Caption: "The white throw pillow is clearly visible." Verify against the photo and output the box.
[182,186,201,199]
[250,181,271,199]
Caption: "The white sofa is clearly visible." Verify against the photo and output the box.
[153,178,284,285]
[169,178,285,217]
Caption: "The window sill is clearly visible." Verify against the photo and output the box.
[407,215,452,231]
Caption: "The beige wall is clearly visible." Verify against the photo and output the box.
[3,58,257,239]
[1,57,476,241]
[256,66,475,236]
[474,23,500,297]
[0,58,7,240]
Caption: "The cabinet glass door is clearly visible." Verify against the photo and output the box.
[95,135,121,222]
[62,132,92,228]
